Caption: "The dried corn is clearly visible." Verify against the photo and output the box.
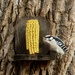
[26,19,39,54]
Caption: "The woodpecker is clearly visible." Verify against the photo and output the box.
[43,35,68,55]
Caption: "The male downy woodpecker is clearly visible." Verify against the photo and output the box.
[43,35,68,55]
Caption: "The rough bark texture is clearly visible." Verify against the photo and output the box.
[0,0,75,75]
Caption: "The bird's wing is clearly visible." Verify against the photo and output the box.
[53,37,68,52]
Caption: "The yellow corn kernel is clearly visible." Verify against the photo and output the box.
[30,24,34,54]
[26,19,39,54]
[35,22,39,53]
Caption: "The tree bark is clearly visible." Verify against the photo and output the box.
[0,0,75,75]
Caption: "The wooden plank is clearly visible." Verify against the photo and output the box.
[14,54,51,61]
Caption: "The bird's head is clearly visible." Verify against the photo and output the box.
[43,35,53,44]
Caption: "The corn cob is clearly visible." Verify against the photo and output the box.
[26,19,39,54]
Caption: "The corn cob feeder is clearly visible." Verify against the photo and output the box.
[26,19,39,54]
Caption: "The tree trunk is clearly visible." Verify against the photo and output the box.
[0,0,75,75]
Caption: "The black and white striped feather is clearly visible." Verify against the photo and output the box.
[53,37,68,52]
[44,35,68,53]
